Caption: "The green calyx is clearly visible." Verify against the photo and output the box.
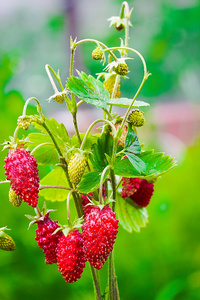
[128,109,145,127]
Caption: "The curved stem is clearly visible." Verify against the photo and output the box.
[22,97,42,117]
[30,142,54,156]
[0,180,10,185]
[80,119,116,151]
[74,38,118,61]
[39,185,74,191]
[77,100,84,108]
[99,165,111,204]
[103,47,148,76]
[13,126,20,144]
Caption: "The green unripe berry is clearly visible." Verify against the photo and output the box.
[114,63,129,76]
[9,188,22,207]
[128,110,145,127]
[68,153,87,186]
[17,115,32,130]
[92,47,104,60]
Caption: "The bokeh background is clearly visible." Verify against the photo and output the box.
[0,0,200,299]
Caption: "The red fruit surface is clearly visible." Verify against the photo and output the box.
[35,214,63,264]
[56,230,86,283]
[122,177,154,207]
[4,147,39,207]
[82,206,119,270]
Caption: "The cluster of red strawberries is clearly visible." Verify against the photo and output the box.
[3,146,154,282]
[35,206,119,283]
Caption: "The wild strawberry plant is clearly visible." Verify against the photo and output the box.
[0,2,176,299]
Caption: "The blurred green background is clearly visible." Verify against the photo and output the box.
[0,0,200,299]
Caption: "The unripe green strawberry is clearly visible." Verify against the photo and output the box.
[114,63,129,76]
[92,47,103,60]
[0,229,16,251]
[53,92,65,104]
[9,188,22,207]
[103,74,121,98]
[17,115,32,130]
[68,153,87,185]
[128,109,145,127]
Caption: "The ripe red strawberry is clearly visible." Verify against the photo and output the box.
[4,147,39,207]
[68,153,87,186]
[122,177,154,207]
[82,206,119,270]
[35,213,63,264]
[56,229,86,283]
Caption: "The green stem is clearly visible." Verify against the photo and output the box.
[22,97,42,117]
[13,126,20,144]
[90,265,102,300]
[45,64,64,91]
[74,38,118,61]
[0,181,10,185]
[42,122,63,157]
[109,252,120,300]
[39,185,73,191]
[80,119,116,151]
[99,165,111,205]
[72,112,82,145]
[110,169,117,211]
[66,190,74,220]
[109,75,120,114]
[30,142,54,156]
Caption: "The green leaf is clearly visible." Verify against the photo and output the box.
[39,167,69,202]
[125,126,141,154]
[45,118,69,143]
[108,98,150,108]
[114,150,176,181]
[77,171,101,193]
[32,117,69,143]
[115,192,148,232]
[77,168,110,194]
[67,71,110,109]
[125,152,147,174]
[90,131,114,172]
[27,133,59,166]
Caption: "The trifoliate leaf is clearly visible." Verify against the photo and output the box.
[108,98,150,108]
[27,133,59,166]
[114,150,176,181]
[39,167,69,202]
[115,192,148,232]
[67,71,110,109]
[90,131,114,172]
